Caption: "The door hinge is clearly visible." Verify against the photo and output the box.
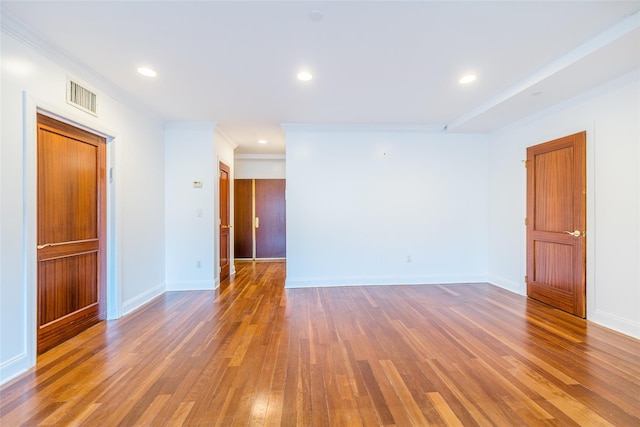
[524,218,528,226]
[524,275,528,283]
[524,160,529,168]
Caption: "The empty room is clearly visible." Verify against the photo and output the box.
[1,1,639,425]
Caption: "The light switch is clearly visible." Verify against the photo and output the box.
[196,208,203,218]
[193,181,203,188]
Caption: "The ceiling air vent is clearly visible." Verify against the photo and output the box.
[67,78,98,116]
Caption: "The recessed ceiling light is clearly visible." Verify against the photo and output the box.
[258,139,268,144]
[297,71,313,81]
[137,67,157,77]
[459,74,476,84]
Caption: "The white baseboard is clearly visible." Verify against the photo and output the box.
[590,309,640,340]
[165,280,215,292]
[0,352,30,387]
[487,274,525,295]
[285,274,488,288]
[122,282,165,316]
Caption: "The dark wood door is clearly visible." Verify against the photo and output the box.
[37,114,106,354]
[219,162,231,281]
[526,132,586,317]
[233,179,253,259]
[255,179,286,259]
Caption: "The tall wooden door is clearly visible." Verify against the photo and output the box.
[234,179,253,258]
[526,132,586,317]
[255,179,286,259]
[219,162,231,281]
[233,179,286,259]
[37,114,106,354]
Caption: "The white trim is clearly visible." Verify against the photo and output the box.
[1,14,157,118]
[121,282,165,316]
[446,11,640,131]
[590,310,640,340]
[235,153,286,161]
[23,92,38,372]
[165,280,216,292]
[106,139,122,320]
[0,352,29,386]
[585,121,597,325]
[281,124,445,134]
[488,275,524,295]
[285,274,488,289]
[22,93,121,380]
[214,126,239,149]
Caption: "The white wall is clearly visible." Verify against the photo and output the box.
[488,71,640,338]
[235,154,286,179]
[285,126,489,287]
[164,124,237,290]
[165,123,217,290]
[1,32,166,384]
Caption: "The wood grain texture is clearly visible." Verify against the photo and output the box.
[2,261,639,426]
[255,179,286,259]
[36,114,106,355]
[219,162,231,281]
[527,132,586,317]
[234,179,254,259]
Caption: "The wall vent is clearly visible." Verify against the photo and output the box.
[67,78,98,116]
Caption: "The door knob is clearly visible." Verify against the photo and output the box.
[563,230,581,237]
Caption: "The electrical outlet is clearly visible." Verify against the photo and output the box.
[196,260,201,268]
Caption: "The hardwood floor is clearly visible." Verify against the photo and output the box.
[2,261,639,426]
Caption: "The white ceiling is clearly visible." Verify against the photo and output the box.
[2,1,639,154]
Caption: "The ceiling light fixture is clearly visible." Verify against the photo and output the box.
[258,139,268,144]
[137,67,157,77]
[459,74,476,84]
[297,71,313,81]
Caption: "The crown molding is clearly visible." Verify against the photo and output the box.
[1,10,163,122]
[235,153,286,160]
[280,124,445,134]
[214,126,239,149]
[445,9,640,132]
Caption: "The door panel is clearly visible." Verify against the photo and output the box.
[37,114,106,354]
[255,179,286,259]
[39,253,98,324]
[534,146,574,233]
[219,162,231,281]
[234,179,253,259]
[527,132,586,317]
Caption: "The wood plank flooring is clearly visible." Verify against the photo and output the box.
[1,261,639,426]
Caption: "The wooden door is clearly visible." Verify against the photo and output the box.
[219,162,231,281]
[526,132,586,317]
[37,114,106,354]
[255,179,286,259]
[233,179,253,259]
